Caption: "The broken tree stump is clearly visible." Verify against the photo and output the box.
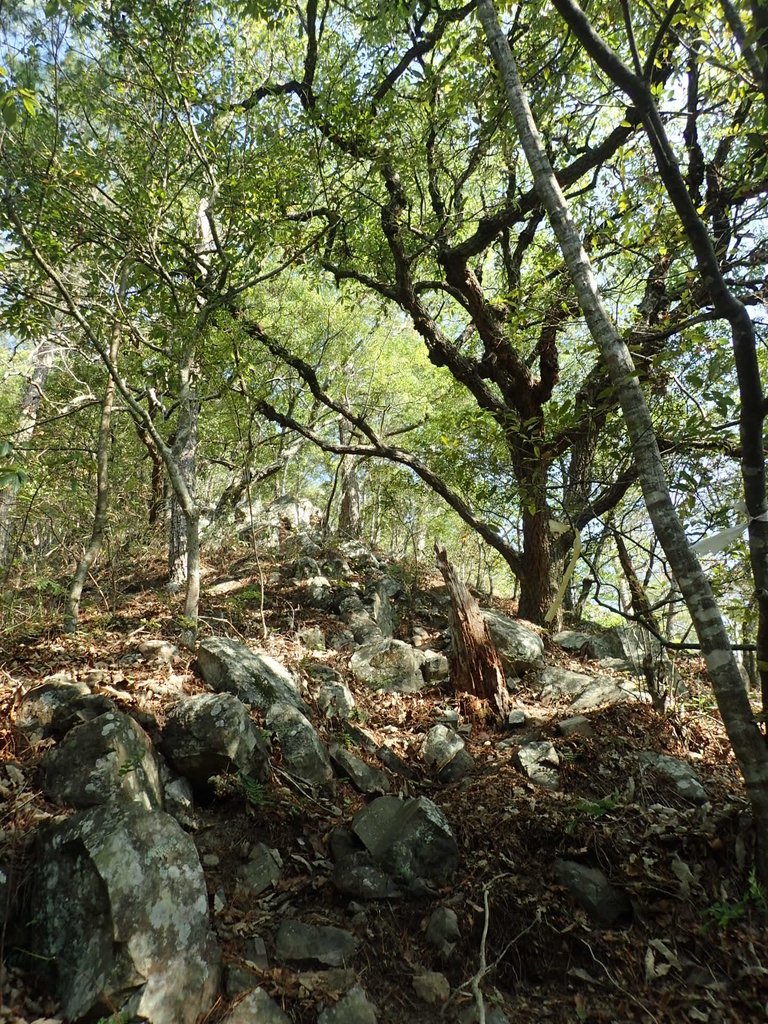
[434,541,510,720]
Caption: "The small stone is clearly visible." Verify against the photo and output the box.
[238,844,282,896]
[425,906,460,958]
[275,920,357,967]
[222,988,291,1024]
[557,715,595,738]
[412,970,450,1004]
[507,710,526,727]
[317,984,378,1024]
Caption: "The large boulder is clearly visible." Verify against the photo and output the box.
[538,666,641,712]
[197,637,306,714]
[350,640,426,693]
[352,795,459,885]
[14,681,116,743]
[266,702,333,786]
[28,802,219,1023]
[482,611,544,673]
[161,693,269,785]
[42,711,162,810]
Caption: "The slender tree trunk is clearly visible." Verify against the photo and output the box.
[0,335,57,565]
[478,0,768,880]
[64,320,121,632]
[337,422,362,538]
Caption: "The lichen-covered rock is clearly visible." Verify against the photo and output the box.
[222,987,291,1024]
[318,984,378,1024]
[197,637,306,714]
[330,744,390,794]
[352,795,459,884]
[42,711,162,810]
[639,752,709,805]
[161,693,269,785]
[317,679,356,720]
[14,681,116,743]
[266,702,332,786]
[422,725,474,783]
[29,802,219,1023]
[538,666,640,712]
[482,611,544,673]
[350,639,426,693]
[515,741,560,791]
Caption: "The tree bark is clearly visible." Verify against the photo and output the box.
[477,0,768,881]
[435,541,510,720]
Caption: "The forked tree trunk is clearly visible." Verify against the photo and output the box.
[478,0,768,881]
[435,541,510,720]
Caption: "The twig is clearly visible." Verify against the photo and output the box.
[580,938,659,1024]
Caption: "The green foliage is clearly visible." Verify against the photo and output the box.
[705,870,768,930]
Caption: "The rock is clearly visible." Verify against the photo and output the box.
[138,639,178,664]
[459,1006,510,1024]
[268,494,322,533]
[306,575,335,609]
[482,611,544,673]
[275,920,357,967]
[552,631,599,658]
[639,752,708,805]
[557,715,596,738]
[222,987,291,1024]
[197,637,306,714]
[515,741,560,790]
[293,556,322,579]
[330,745,391,794]
[336,540,380,569]
[426,906,460,958]
[421,651,450,683]
[238,843,282,896]
[350,639,426,693]
[538,666,640,712]
[422,725,474,783]
[266,702,333,786]
[296,967,357,996]
[507,709,527,727]
[29,802,219,1023]
[297,625,326,651]
[318,680,356,720]
[375,745,416,780]
[412,970,450,1004]
[14,681,116,743]
[352,795,459,884]
[225,963,262,998]
[554,859,633,927]
[332,854,404,899]
[42,711,162,810]
[161,693,269,785]
[318,984,378,1024]
[371,578,400,638]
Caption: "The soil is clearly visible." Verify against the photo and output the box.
[0,544,766,1024]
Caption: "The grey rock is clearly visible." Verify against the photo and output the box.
[298,625,326,651]
[423,725,474,783]
[222,987,291,1024]
[318,680,356,720]
[266,702,332,786]
[15,681,116,743]
[268,494,322,533]
[275,920,357,967]
[138,639,179,664]
[507,710,527,727]
[238,844,282,896]
[42,711,162,810]
[554,859,633,927]
[352,795,459,884]
[371,579,399,638]
[639,752,708,804]
[293,556,322,579]
[318,984,378,1024]
[421,651,450,683]
[337,540,380,569]
[332,854,404,899]
[557,715,596,738]
[225,963,262,998]
[30,802,219,1023]
[539,666,640,712]
[350,640,426,693]
[161,693,269,785]
[552,631,599,658]
[327,629,357,651]
[459,1006,510,1024]
[306,575,335,608]
[375,745,416,780]
[330,745,390,794]
[413,970,450,1004]
[482,611,544,673]
[515,741,560,790]
[245,934,269,968]
[426,906,460,958]
[197,637,306,714]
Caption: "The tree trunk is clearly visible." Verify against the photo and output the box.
[517,506,558,625]
[0,335,57,565]
[64,322,120,632]
[478,0,768,881]
[435,541,510,720]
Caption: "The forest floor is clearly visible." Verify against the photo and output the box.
[0,541,767,1024]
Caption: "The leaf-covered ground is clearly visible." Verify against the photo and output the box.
[0,547,766,1024]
